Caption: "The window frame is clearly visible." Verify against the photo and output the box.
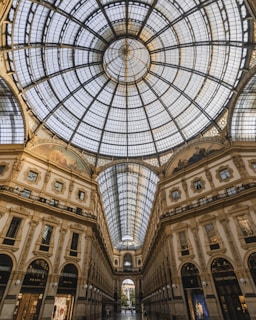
[39,224,54,252]
[3,216,22,246]
[27,170,38,182]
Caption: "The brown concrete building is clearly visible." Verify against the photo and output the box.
[0,1,256,319]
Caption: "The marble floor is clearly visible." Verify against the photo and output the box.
[107,310,143,320]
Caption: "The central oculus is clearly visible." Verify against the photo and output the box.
[103,38,150,84]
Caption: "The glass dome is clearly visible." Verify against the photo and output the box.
[4,0,252,251]
[7,0,250,159]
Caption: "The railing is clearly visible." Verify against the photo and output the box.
[0,185,96,220]
[161,181,256,218]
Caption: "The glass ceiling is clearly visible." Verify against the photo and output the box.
[0,78,24,144]
[98,163,159,249]
[6,0,249,159]
[3,0,252,250]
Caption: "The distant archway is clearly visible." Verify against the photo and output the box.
[121,279,135,313]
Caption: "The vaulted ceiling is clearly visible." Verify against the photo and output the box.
[1,0,254,250]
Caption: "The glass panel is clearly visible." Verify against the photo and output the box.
[98,163,159,249]
[237,216,254,236]
[6,0,250,158]
[204,223,218,244]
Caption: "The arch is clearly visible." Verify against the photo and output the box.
[181,262,210,320]
[230,71,256,141]
[57,263,78,293]
[121,279,135,313]
[0,254,13,303]
[31,142,92,176]
[164,139,225,176]
[211,257,249,320]
[13,259,49,319]
[51,264,78,320]
[248,252,256,285]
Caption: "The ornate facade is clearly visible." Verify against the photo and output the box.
[1,1,256,320]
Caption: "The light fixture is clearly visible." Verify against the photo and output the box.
[202,281,208,287]
[82,284,88,289]
[240,278,247,284]
[15,280,21,286]
[172,284,177,289]
[52,282,58,288]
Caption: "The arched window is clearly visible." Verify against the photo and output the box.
[13,259,49,319]
[248,252,256,285]
[181,263,209,320]
[58,264,78,294]
[211,258,249,320]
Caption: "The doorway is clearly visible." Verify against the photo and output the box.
[212,258,250,320]
[13,293,43,320]
[182,263,210,320]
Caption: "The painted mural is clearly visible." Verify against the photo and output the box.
[32,144,90,174]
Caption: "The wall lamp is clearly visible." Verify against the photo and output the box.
[202,281,208,287]
[52,282,58,288]
[172,284,177,289]
[82,284,88,289]
[240,278,247,285]
[15,280,21,286]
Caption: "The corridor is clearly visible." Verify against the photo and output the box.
[107,310,143,320]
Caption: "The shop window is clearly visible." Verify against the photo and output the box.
[27,170,38,182]
[0,165,6,174]
[54,181,63,192]
[58,264,78,293]
[179,231,189,256]
[204,223,220,250]
[70,233,79,257]
[237,216,256,243]
[181,263,210,320]
[219,168,231,180]
[21,189,31,198]
[3,217,22,246]
[211,258,248,318]
[78,190,85,201]
[13,259,48,320]
[39,225,53,251]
